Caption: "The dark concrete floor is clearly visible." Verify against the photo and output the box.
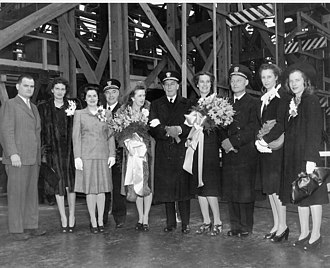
[0,194,330,268]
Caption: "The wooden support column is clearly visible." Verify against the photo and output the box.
[275,3,285,69]
[217,3,230,96]
[167,4,177,70]
[58,9,77,97]
[109,3,130,95]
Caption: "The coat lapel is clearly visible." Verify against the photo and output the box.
[14,95,35,119]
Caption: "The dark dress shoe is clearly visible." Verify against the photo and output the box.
[11,233,30,241]
[143,224,150,232]
[98,226,105,233]
[90,226,98,234]
[68,223,75,233]
[182,225,191,234]
[264,231,276,239]
[26,229,46,236]
[303,236,322,251]
[135,222,143,231]
[227,230,239,236]
[271,227,289,242]
[61,226,68,233]
[293,233,310,247]
[237,231,250,237]
[116,222,125,228]
[163,226,176,232]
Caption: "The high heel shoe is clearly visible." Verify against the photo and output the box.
[90,223,98,234]
[142,224,149,232]
[196,223,212,234]
[61,226,68,233]
[271,227,289,242]
[210,224,222,236]
[135,222,143,231]
[98,225,105,233]
[303,236,322,251]
[264,231,276,239]
[293,233,310,247]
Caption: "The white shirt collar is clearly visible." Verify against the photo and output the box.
[107,102,118,111]
[167,95,177,102]
[234,92,245,101]
[18,94,29,104]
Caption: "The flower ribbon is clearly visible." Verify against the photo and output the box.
[124,132,147,196]
[183,110,207,187]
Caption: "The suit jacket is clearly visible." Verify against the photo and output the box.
[149,95,193,202]
[72,108,115,160]
[220,93,259,202]
[0,95,41,165]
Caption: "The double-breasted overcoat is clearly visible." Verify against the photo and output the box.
[149,95,193,203]
[221,93,259,203]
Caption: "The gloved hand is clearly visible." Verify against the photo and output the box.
[221,138,237,153]
[108,157,116,168]
[306,161,316,174]
[165,126,181,143]
[255,140,272,153]
[75,157,83,170]
[149,119,160,128]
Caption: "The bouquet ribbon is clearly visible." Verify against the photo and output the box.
[124,132,147,196]
[183,111,206,187]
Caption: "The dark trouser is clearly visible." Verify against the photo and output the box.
[228,201,255,233]
[6,164,39,233]
[103,166,126,225]
[165,200,190,228]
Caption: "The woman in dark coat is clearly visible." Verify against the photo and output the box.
[255,64,290,242]
[191,71,222,236]
[282,63,328,250]
[38,77,80,232]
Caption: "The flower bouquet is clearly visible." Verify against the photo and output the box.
[189,93,235,132]
[257,119,284,150]
[65,100,77,116]
[108,106,151,199]
[108,106,150,147]
[183,93,235,187]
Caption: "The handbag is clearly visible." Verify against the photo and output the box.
[291,167,330,204]
[257,120,284,151]
[39,162,60,189]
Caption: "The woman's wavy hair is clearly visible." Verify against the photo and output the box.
[258,63,281,93]
[193,71,215,88]
[49,77,70,97]
[285,68,314,95]
[80,83,101,100]
[124,81,149,110]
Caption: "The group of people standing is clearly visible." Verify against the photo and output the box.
[0,60,328,252]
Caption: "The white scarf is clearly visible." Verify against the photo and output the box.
[260,84,281,115]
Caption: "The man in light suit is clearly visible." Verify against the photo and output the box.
[102,79,127,228]
[0,74,45,240]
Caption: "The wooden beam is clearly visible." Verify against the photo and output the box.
[95,34,109,82]
[57,16,98,84]
[140,3,197,92]
[197,3,228,16]
[300,11,330,39]
[0,3,78,51]
[202,35,223,72]
[144,58,168,88]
